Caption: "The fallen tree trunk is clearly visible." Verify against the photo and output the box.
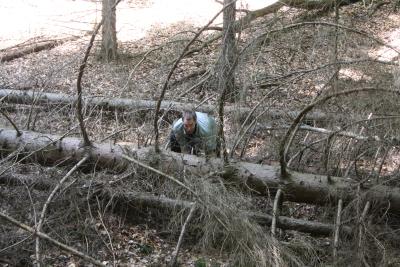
[0,170,349,237]
[100,189,353,237]
[0,128,127,170]
[1,128,400,212]
[0,89,329,122]
[0,37,77,62]
[256,123,396,143]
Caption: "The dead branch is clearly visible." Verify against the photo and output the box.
[333,199,343,265]
[0,109,21,136]
[170,203,197,267]
[194,0,365,58]
[271,189,283,267]
[76,25,102,147]
[0,211,105,267]
[271,189,283,238]
[76,0,122,147]
[35,156,90,266]
[357,201,371,266]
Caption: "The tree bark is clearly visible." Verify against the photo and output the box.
[218,0,237,102]
[0,89,329,122]
[2,128,400,212]
[101,0,118,61]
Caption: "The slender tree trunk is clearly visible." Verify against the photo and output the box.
[101,0,118,61]
[218,0,237,102]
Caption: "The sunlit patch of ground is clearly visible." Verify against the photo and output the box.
[0,0,276,49]
[367,13,400,62]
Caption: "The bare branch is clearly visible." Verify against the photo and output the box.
[333,199,343,264]
[76,0,122,147]
[279,88,400,178]
[35,155,90,265]
[0,211,105,267]
[0,109,21,136]
[170,203,197,267]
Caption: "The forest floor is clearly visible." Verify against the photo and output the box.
[1,0,400,266]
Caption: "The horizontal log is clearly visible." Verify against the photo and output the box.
[1,128,400,212]
[0,89,329,121]
[0,41,58,62]
[0,128,127,171]
[256,123,398,143]
[0,170,349,236]
[100,190,352,236]
[0,37,77,62]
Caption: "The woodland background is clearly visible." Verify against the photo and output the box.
[1,0,400,266]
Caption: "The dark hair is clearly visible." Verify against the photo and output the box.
[182,110,197,121]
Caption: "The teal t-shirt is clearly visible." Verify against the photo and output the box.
[172,112,217,154]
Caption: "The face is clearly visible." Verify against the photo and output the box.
[183,117,196,134]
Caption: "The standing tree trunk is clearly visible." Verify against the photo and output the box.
[216,0,237,160]
[101,0,118,61]
[218,0,237,102]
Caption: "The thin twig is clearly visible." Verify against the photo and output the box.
[170,203,197,267]
[358,201,371,267]
[333,199,343,265]
[271,189,282,238]
[0,109,21,136]
[271,189,282,267]
[97,209,116,267]
[0,234,33,254]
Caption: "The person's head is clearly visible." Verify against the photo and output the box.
[182,110,197,135]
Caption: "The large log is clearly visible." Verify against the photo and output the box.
[1,128,400,211]
[101,190,353,236]
[0,169,349,236]
[0,128,127,170]
[0,89,329,121]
